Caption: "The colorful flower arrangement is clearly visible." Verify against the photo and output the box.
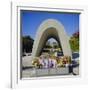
[32,55,71,69]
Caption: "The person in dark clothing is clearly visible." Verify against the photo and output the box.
[69,64,77,75]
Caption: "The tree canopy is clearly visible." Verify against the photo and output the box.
[22,36,34,53]
[69,31,79,52]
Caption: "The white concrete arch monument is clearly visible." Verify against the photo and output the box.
[32,19,72,58]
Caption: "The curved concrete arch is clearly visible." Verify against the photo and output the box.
[32,19,72,58]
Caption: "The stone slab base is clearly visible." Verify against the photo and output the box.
[22,67,69,78]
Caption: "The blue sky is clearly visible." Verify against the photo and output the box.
[21,10,79,40]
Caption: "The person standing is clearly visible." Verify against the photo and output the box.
[43,56,49,69]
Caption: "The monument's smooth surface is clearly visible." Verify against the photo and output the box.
[32,19,72,58]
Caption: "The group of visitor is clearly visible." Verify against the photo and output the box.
[38,56,57,69]
[32,55,71,69]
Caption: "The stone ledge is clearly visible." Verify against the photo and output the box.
[22,67,69,78]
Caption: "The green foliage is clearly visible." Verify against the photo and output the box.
[22,36,34,53]
[53,44,59,49]
[44,44,52,48]
[69,31,79,52]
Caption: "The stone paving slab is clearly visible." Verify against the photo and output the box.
[56,68,69,75]
[22,67,69,78]
[22,56,32,67]
[36,69,49,76]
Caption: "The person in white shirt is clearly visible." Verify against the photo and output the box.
[39,56,44,68]
[49,56,57,68]
[43,56,49,69]
[48,57,52,68]
[51,58,57,68]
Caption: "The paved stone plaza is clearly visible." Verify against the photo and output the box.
[22,66,79,78]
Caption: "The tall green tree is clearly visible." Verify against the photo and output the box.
[22,36,34,53]
[69,31,79,52]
